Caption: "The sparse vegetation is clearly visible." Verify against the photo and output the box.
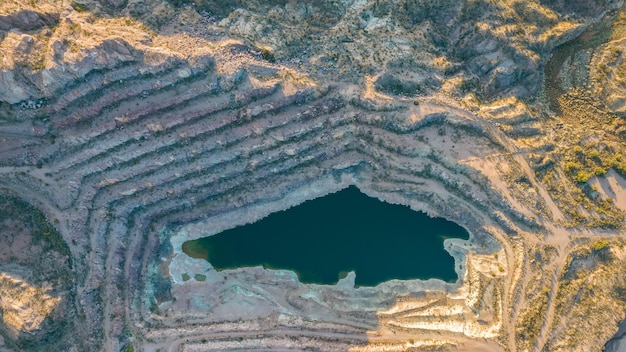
[591,239,609,251]
[549,242,626,349]
[261,48,276,63]
[536,126,626,228]
[0,197,74,350]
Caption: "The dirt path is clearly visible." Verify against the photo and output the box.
[532,226,577,352]
[143,328,370,352]
[143,326,506,352]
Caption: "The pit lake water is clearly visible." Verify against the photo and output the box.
[182,186,469,287]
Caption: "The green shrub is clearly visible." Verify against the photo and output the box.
[573,146,583,155]
[261,49,275,63]
[565,161,579,174]
[614,161,626,175]
[591,240,609,251]
[593,166,607,176]
[575,171,591,183]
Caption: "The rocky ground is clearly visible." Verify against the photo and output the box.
[1,0,626,351]
[0,196,74,351]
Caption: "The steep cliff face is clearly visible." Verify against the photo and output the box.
[1,1,626,351]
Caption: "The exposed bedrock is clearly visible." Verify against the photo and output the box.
[1,1,626,352]
[0,9,59,32]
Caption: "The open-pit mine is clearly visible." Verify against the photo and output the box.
[2,0,626,351]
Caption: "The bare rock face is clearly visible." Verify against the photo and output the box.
[1,1,626,352]
[0,0,597,104]
[211,0,550,99]
[0,10,59,32]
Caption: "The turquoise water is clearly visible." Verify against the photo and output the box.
[182,186,469,287]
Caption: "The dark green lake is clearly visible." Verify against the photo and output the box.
[182,186,469,287]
